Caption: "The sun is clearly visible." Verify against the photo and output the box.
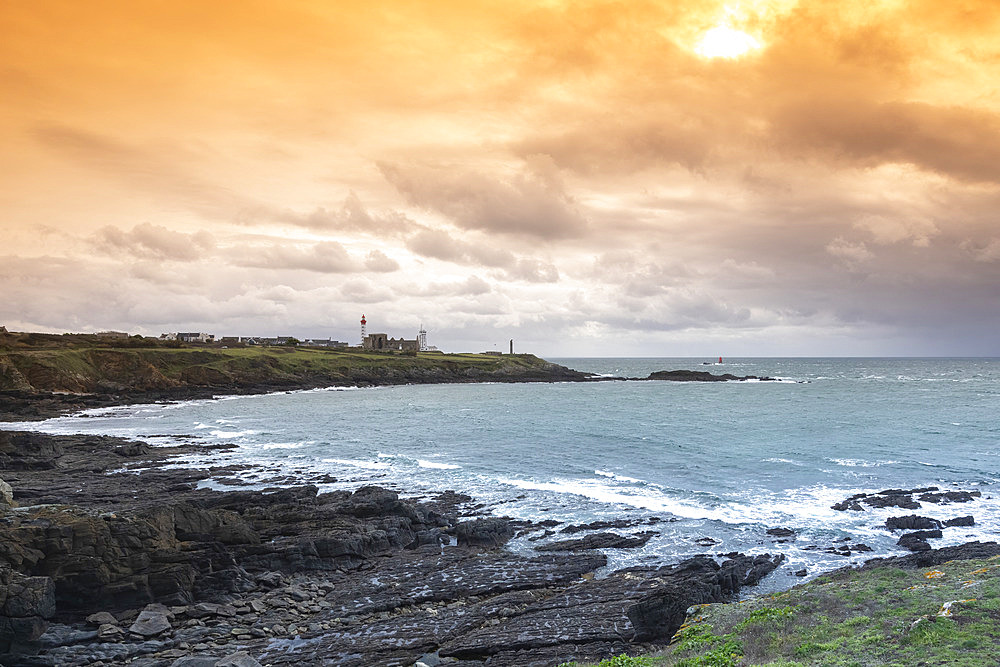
[695,25,762,59]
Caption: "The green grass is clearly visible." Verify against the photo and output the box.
[0,342,575,393]
[563,556,1000,667]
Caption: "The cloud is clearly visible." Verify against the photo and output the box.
[364,249,400,272]
[379,156,588,238]
[231,241,361,273]
[94,223,215,261]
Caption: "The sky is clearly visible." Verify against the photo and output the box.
[2,0,999,356]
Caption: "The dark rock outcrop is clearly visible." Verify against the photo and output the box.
[645,370,776,382]
[885,515,942,531]
[626,553,785,642]
[535,532,656,552]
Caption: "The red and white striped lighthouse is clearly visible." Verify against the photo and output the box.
[360,314,366,346]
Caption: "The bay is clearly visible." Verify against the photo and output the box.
[9,357,999,591]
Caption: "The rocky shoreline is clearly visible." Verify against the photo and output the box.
[1,386,995,666]
[0,429,787,666]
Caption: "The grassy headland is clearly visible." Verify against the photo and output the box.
[0,330,588,418]
[562,552,1000,667]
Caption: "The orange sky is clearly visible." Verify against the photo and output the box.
[2,0,999,354]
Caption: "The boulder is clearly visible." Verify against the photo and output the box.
[945,515,975,527]
[886,515,941,531]
[455,518,515,548]
[897,530,942,552]
[0,567,56,648]
[129,609,172,637]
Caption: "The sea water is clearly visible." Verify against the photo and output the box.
[7,357,999,591]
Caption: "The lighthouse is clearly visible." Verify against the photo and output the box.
[360,314,366,346]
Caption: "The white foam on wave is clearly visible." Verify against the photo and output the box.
[497,476,722,520]
[321,457,390,470]
[193,422,211,430]
[594,470,645,484]
[762,458,802,466]
[256,441,310,450]
[826,457,898,468]
[209,429,256,438]
[417,459,461,470]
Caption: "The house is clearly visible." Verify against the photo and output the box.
[176,332,215,343]
[363,333,420,351]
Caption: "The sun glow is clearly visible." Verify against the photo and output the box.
[695,25,762,59]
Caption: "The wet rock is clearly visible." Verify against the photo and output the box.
[945,515,975,527]
[766,528,795,538]
[886,515,942,531]
[454,517,514,548]
[863,494,921,510]
[536,531,656,552]
[560,519,640,534]
[645,370,776,382]
[919,490,981,504]
[897,530,942,551]
[626,553,784,642]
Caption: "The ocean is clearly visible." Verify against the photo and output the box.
[9,357,1000,593]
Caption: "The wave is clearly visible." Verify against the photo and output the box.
[209,429,257,438]
[826,458,899,468]
[417,459,461,470]
[320,458,390,470]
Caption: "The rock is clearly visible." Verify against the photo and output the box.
[945,515,975,527]
[897,530,942,552]
[187,602,237,619]
[129,609,172,637]
[535,532,656,552]
[86,611,118,626]
[919,490,981,504]
[795,569,808,577]
[766,528,795,537]
[0,567,56,649]
[454,518,514,548]
[886,515,942,531]
[0,477,13,509]
[863,494,921,510]
[98,623,125,640]
[414,650,442,666]
[170,657,220,667]
[216,651,262,667]
[645,370,775,382]
[863,541,1000,570]
[626,553,784,641]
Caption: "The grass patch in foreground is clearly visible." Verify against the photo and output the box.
[563,556,1000,666]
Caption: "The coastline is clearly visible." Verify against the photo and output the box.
[2,357,996,666]
[0,428,783,666]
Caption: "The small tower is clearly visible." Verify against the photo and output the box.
[360,314,367,346]
[418,325,427,352]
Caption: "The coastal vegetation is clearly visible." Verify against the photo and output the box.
[0,330,585,396]
[561,554,1000,666]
